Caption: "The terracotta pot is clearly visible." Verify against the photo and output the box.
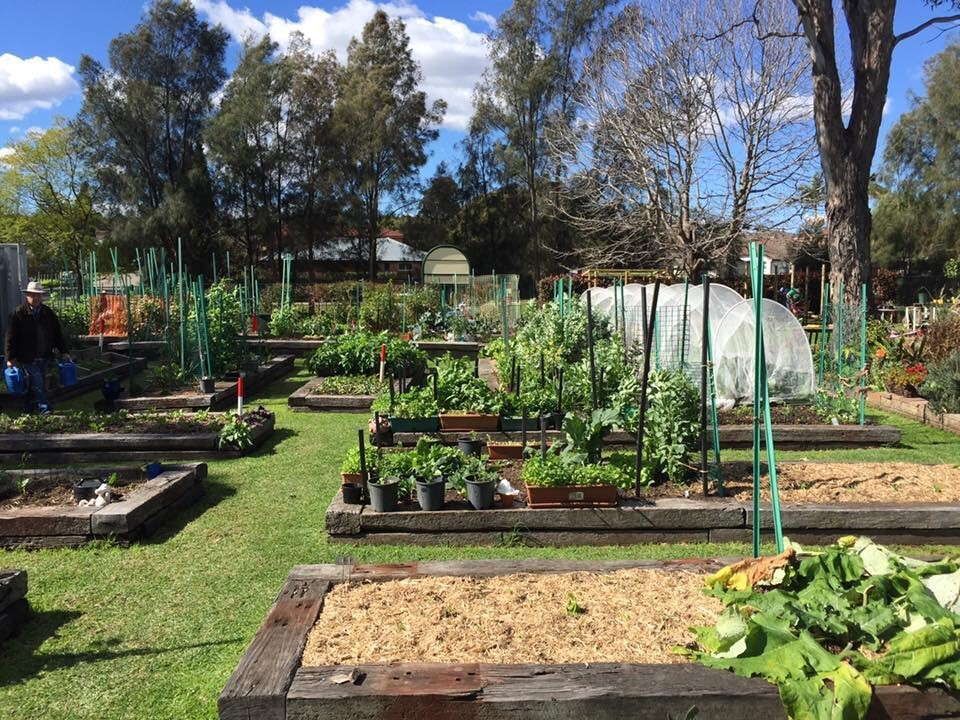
[524,482,618,509]
[487,443,524,460]
[439,413,500,432]
[498,493,516,508]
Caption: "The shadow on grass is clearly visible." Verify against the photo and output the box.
[249,370,311,402]
[250,427,297,456]
[0,608,241,685]
[140,476,237,545]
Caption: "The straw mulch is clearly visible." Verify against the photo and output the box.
[301,568,719,666]
[718,462,960,503]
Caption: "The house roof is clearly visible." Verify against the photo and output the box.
[740,231,797,262]
[308,236,426,263]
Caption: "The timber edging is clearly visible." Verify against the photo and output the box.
[288,377,375,412]
[0,463,207,549]
[220,559,960,720]
[113,355,295,411]
[868,390,960,436]
[0,413,275,464]
[325,490,960,546]
[389,423,901,449]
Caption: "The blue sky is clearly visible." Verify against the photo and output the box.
[0,1,956,181]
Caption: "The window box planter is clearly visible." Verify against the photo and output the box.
[389,417,439,433]
[487,442,525,460]
[500,416,540,432]
[524,482,619,509]
[439,413,499,432]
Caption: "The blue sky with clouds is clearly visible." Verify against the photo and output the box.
[0,1,956,177]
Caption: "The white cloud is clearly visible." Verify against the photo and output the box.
[8,126,19,134]
[194,0,489,130]
[0,54,79,121]
[470,11,497,30]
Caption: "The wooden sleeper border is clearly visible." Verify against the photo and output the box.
[0,569,28,644]
[390,423,901,450]
[113,355,295,411]
[868,390,960,437]
[326,491,960,546]
[0,463,207,549]
[219,559,960,720]
[0,351,147,408]
[0,414,274,464]
[288,377,376,412]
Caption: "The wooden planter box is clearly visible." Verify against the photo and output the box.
[487,443,525,460]
[0,351,147,408]
[220,558,960,720]
[327,487,960,547]
[0,464,207,549]
[288,377,376,413]
[114,355,294,411]
[525,482,618,508]
[0,569,28,645]
[868,390,960,436]
[391,423,901,450]
[439,413,500,432]
[0,413,274,465]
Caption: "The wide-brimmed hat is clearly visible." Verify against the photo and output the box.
[22,281,48,295]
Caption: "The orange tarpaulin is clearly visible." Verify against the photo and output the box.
[88,294,128,336]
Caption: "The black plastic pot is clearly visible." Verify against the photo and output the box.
[465,478,497,510]
[415,478,446,511]
[548,412,566,430]
[101,379,122,402]
[341,482,363,505]
[368,477,400,513]
[73,477,102,502]
[199,377,216,394]
[457,437,483,457]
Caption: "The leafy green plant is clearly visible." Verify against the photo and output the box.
[106,472,120,488]
[307,331,426,378]
[682,537,960,720]
[312,375,385,396]
[144,362,190,394]
[447,454,498,494]
[558,408,618,464]
[634,370,699,485]
[430,355,500,413]
[814,386,860,424]
[217,412,253,450]
[371,385,439,417]
[340,446,379,475]
[565,594,586,616]
[924,350,960,414]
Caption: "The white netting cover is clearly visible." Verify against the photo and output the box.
[712,298,816,406]
[682,284,745,366]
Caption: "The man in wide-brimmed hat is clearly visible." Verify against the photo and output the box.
[4,281,70,413]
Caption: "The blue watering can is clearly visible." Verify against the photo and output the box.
[58,359,78,387]
[4,366,27,396]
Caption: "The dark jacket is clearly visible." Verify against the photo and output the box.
[4,303,69,364]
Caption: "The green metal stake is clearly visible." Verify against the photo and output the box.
[750,244,763,558]
[178,237,186,371]
[818,281,829,386]
[858,282,868,425]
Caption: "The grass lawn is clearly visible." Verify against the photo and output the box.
[1,363,958,719]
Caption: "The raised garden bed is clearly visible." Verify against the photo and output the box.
[389,423,901,450]
[0,350,147,408]
[0,409,274,464]
[288,376,387,412]
[327,461,960,546]
[0,569,28,644]
[113,355,294,411]
[219,558,959,720]
[867,389,960,436]
[76,336,168,357]
[0,464,206,549]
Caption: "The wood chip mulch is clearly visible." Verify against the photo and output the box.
[301,568,718,666]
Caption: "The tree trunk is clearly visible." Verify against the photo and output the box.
[825,155,871,305]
